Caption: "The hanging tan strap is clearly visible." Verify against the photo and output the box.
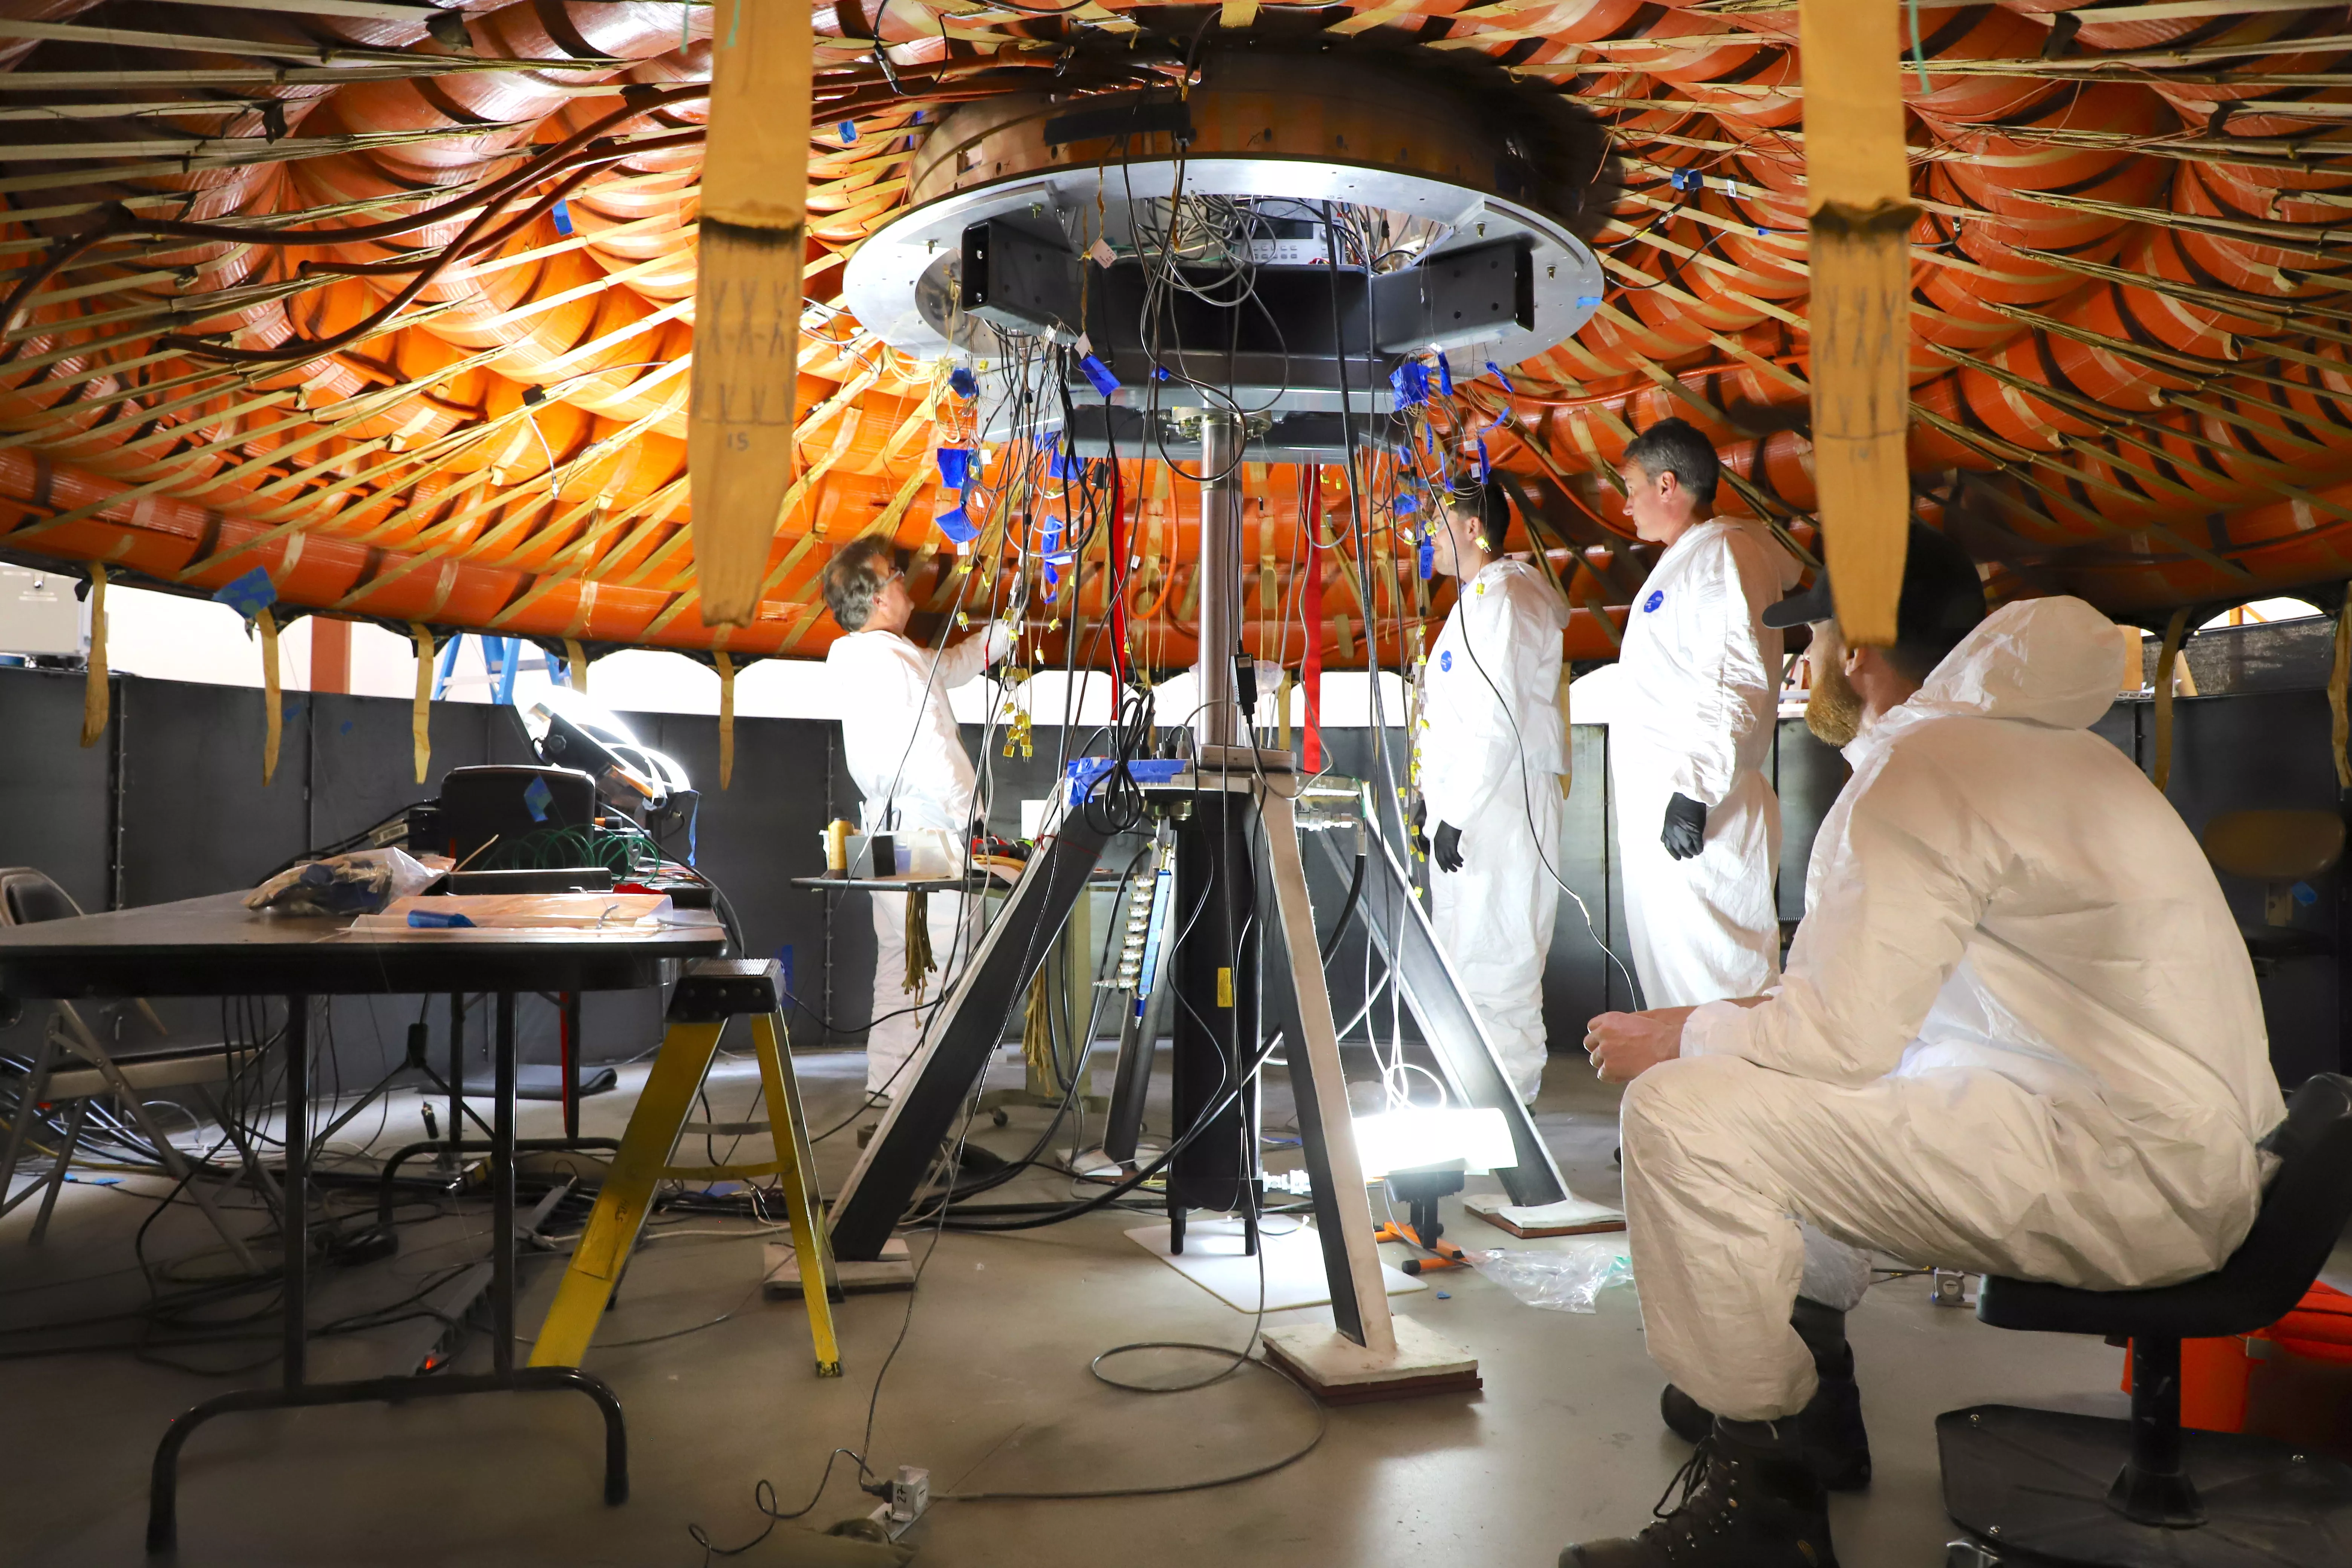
[1021,963,1053,1078]
[79,564,109,748]
[2332,600,2352,791]
[904,888,935,995]
[715,651,738,790]
[1801,0,1915,647]
[687,0,814,626]
[1557,662,1574,799]
[409,622,435,784]
[259,608,283,785]
[565,636,588,694]
[2153,607,2191,793]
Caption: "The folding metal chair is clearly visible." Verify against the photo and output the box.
[0,869,267,1270]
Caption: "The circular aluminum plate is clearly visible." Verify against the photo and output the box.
[839,154,1605,373]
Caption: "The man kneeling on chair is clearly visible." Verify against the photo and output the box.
[1563,529,2287,1566]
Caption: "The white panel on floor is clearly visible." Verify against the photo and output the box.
[1124,1216,1425,1312]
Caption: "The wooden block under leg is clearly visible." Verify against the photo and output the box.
[1262,1314,1482,1405]
[765,1236,915,1297]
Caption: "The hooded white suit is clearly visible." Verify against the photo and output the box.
[1609,518,1801,1009]
[1416,558,1571,1101]
[1622,596,2285,1422]
[826,623,1008,1095]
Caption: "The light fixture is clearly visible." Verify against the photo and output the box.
[1350,1106,1519,1183]
[515,685,690,810]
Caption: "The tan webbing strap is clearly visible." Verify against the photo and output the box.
[2153,607,2191,793]
[2332,600,2352,790]
[905,888,935,995]
[259,608,283,785]
[79,564,108,748]
[409,622,435,784]
[565,637,588,694]
[715,651,738,790]
[1557,663,1573,799]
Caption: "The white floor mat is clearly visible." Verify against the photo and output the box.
[1124,1216,1426,1312]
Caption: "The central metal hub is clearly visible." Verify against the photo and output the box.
[840,36,1612,453]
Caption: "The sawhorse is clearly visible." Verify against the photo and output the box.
[529,959,843,1376]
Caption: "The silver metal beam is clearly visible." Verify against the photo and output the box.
[1195,411,1242,751]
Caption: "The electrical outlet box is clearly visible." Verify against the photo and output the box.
[890,1465,930,1524]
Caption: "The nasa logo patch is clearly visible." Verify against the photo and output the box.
[1439,651,1453,672]
[1643,590,1665,613]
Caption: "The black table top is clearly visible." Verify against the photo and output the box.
[0,892,729,1000]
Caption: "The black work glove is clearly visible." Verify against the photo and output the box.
[1409,798,1431,859]
[1661,793,1707,861]
[1433,821,1464,874]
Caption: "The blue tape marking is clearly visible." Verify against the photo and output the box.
[936,446,975,489]
[211,565,276,621]
[936,504,977,544]
[1079,354,1120,397]
[1133,864,1175,1020]
[1066,756,1187,796]
[1418,537,1434,580]
[838,120,859,143]
[551,199,574,236]
[948,365,978,399]
[1389,360,1430,409]
[1436,351,1453,397]
[1575,294,1603,309]
[409,910,476,929]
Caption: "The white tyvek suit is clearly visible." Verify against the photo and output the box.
[826,623,1009,1095]
[1415,559,1570,1102]
[1623,597,2285,1422]
[1609,519,1800,1009]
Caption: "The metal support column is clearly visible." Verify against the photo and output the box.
[1196,410,1243,751]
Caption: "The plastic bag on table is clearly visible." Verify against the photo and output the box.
[1472,1240,1634,1313]
[245,848,437,916]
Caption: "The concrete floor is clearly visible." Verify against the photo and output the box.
[0,1046,2251,1568]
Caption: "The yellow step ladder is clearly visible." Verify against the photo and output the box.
[530,959,842,1376]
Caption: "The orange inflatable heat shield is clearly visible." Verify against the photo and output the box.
[2122,1282,2352,1452]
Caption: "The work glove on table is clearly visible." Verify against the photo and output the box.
[1432,821,1464,874]
[1409,798,1431,859]
[1661,792,1707,861]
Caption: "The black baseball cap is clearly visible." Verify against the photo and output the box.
[1762,521,1987,640]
